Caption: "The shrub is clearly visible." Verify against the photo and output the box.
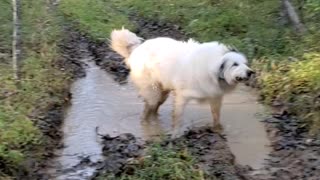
[259,53,320,134]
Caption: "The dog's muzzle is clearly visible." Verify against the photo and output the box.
[236,70,255,82]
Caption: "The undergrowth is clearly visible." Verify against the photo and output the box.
[258,53,320,134]
[100,143,205,180]
[0,0,70,177]
[0,0,12,55]
[121,0,320,58]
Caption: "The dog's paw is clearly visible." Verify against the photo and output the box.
[212,124,224,133]
[171,129,180,139]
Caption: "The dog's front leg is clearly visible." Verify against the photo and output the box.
[171,95,188,139]
[210,96,223,133]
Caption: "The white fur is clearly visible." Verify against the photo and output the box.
[110,27,143,66]
[110,28,252,137]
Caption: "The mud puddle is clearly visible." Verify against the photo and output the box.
[49,55,269,179]
[46,16,270,178]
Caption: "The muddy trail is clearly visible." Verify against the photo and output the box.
[41,16,320,180]
[40,17,270,180]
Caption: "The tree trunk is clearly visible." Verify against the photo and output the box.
[282,0,306,34]
[12,0,21,80]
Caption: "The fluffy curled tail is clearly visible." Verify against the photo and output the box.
[110,28,142,63]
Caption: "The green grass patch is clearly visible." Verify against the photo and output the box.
[114,0,294,59]
[99,143,205,180]
[0,0,70,177]
[59,0,134,40]
[258,53,320,134]
[0,0,12,55]
[117,0,320,59]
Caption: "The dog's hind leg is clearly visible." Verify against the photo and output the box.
[141,84,169,121]
[210,96,223,133]
[155,90,170,112]
[171,94,188,139]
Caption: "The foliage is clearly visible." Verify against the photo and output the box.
[259,53,320,134]
[114,0,297,60]
[0,0,12,55]
[0,0,69,177]
[100,143,205,180]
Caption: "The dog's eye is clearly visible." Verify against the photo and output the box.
[233,63,239,67]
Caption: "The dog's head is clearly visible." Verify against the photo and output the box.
[219,51,254,85]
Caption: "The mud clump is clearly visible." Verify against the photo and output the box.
[58,28,88,79]
[131,16,186,40]
[252,116,320,180]
[94,128,252,179]
[172,128,251,180]
[88,42,129,84]
[92,133,144,179]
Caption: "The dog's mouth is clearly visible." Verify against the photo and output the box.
[235,70,255,82]
[235,77,249,82]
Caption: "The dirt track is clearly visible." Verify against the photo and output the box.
[86,16,261,179]
[35,14,320,180]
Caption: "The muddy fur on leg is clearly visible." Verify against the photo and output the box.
[141,84,169,121]
[171,91,191,138]
[210,97,224,133]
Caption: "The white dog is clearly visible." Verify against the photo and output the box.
[110,28,253,137]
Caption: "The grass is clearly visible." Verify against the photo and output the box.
[98,142,206,180]
[257,53,320,134]
[119,0,320,59]
[115,0,295,59]
[0,0,12,55]
[0,0,71,177]
[59,0,134,40]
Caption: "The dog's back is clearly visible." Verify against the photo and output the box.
[128,37,199,89]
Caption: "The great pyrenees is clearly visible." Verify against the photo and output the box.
[110,28,254,137]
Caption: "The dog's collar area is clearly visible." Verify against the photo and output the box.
[218,61,225,80]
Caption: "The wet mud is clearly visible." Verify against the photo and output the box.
[17,28,87,180]
[251,116,320,180]
[93,128,252,180]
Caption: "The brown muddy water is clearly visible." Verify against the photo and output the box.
[48,47,270,179]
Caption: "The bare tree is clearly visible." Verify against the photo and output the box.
[12,0,20,80]
[282,0,306,34]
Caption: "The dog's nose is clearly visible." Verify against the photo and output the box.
[236,77,243,81]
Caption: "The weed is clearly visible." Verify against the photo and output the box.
[99,142,205,180]
[258,53,320,134]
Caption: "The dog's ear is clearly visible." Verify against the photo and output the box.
[219,61,226,80]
